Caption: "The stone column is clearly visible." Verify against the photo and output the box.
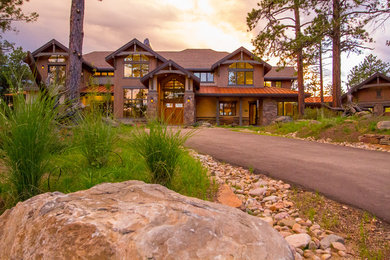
[262,98,277,125]
[147,91,159,120]
[184,92,195,125]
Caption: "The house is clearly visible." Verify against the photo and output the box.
[25,38,308,125]
[342,72,390,116]
[305,96,333,108]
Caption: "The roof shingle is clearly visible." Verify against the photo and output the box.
[197,86,305,97]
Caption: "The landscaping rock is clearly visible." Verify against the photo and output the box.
[356,111,372,118]
[285,233,311,249]
[377,121,390,130]
[249,187,267,197]
[217,184,242,208]
[0,181,294,259]
[273,116,293,124]
[358,134,382,144]
[320,234,345,249]
[197,121,212,127]
[331,241,346,251]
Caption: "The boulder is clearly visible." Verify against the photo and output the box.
[216,184,242,208]
[358,134,382,144]
[377,121,390,130]
[273,116,293,124]
[285,233,311,249]
[320,234,345,249]
[0,181,294,260]
[355,111,372,118]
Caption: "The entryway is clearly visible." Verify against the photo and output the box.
[162,79,184,125]
[249,102,257,125]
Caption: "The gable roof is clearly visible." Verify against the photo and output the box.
[105,38,167,66]
[32,39,68,57]
[140,59,200,88]
[157,49,229,70]
[83,51,113,71]
[210,46,272,74]
[264,67,297,80]
[349,72,390,94]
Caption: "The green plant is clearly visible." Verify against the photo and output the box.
[0,92,62,200]
[130,120,193,186]
[73,110,116,168]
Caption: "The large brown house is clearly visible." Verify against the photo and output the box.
[342,72,390,116]
[26,38,305,125]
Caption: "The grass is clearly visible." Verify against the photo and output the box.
[0,93,63,201]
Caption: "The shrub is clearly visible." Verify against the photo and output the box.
[130,120,193,186]
[73,110,116,168]
[0,93,61,200]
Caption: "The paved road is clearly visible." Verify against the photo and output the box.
[185,128,390,223]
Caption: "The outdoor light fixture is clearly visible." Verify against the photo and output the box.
[41,65,44,70]
[187,97,191,103]
[150,97,154,103]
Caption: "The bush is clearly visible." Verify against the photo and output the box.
[130,120,192,186]
[0,93,61,200]
[73,110,116,168]
[303,107,340,120]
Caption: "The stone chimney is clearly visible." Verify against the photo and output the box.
[144,38,151,48]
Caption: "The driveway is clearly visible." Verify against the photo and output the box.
[185,128,390,223]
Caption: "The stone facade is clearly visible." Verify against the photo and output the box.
[262,98,278,125]
[146,91,159,120]
[183,92,195,125]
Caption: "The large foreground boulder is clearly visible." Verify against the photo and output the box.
[0,181,293,260]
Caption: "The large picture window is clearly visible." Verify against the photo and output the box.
[277,102,298,116]
[124,54,149,78]
[194,72,214,83]
[48,65,66,85]
[219,102,236,116]
[228,62,253,85]
[123,88,148,118]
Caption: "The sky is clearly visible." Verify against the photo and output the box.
[4,0,390,91]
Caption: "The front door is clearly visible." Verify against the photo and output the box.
[249,102,257,125]
[162,79,184,125]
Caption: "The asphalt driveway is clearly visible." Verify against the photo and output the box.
[185,128,390,223]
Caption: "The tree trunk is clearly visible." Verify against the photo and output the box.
[294,2,305,116]
[319,42,324,103]
[332,0,341,107]
[66,0,85,103]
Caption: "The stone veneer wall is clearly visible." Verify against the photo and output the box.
[184,92,195,125]
[147,91,159,120]
[262,98,278,125]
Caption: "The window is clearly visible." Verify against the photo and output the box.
[219,102,236,116]
[48,65,66,85]
[228,62,253,85]
[163,79,184,100]
[277,102,298,116]
[124,54,149,78]
[385,107,390,113]
[264,81,272,87]
[376,89,382,98]
[48,55,66,63]
[94,71,114,77]
[123,88,148,118]
[194,72,214,82]
[276,81,282,88]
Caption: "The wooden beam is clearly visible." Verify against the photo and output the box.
[239,98,243,126]
[116,51,152,57]
[359,83,390,89]
[216,98,220,126]
[34,52,69,57]
[221,60,262,65]
[155,70,185,75]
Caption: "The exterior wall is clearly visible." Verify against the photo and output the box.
[352,85,390,115]
[282,80,293,89]
[112,51,158,118]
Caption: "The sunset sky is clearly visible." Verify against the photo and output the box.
[4,0,390,89]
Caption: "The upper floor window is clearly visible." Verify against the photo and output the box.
[48,55,66,63]
[228,62,253,85]
[264,81,272,87]
[48,65,66,85]
[194,72,214,83]
[376,89,382,98]
[276,81,282,88]
[124,54,149,78]
[94,71,114,77]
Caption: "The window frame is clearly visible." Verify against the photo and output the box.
[123,88,148,118]
[228,62,254,86]
[47,64,66,85]
[194,72,214,83]
[219,101,237,116]
[277,102,298,117]
[123,54,149,78]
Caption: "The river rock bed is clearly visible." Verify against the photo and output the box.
[190,150,353,259]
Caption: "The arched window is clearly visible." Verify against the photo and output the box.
[228,62,254,85]
[124,54,149,78]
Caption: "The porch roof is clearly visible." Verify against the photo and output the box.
[196,86,310,97]
[305,96,333,103]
